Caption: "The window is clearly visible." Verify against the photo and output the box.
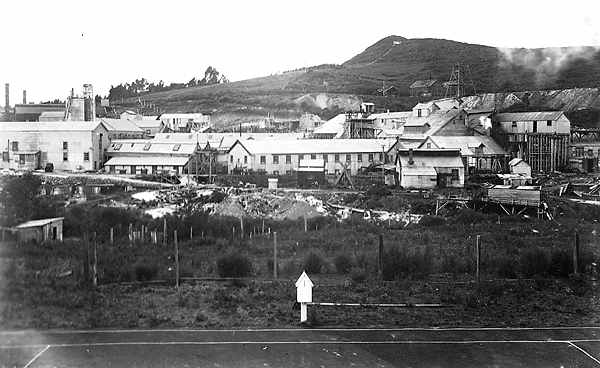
[310,154,316,160]
[244,156,247,164]
[83,152,90,161]
[286,170,291,175]
[2,152,8,162]
[273,155,279,164]
[575,147,584,156]
[426,143,432,149]
[143,143,152,151]
[146,129,151,134]
[588,149,594,157]
[286,155,291,164]
[113,143,122,151]
[63,152,68,161]
[299,154,304,160]
[547,120,552,127]
[379,153,383,161]
[273,170,279,176]
[345,154,351,162]
[451,169,459,181]
[323,154,328,163]
[172,144,181,151]
[334,154,340,162]
[260,155,266,164]
[230,155,233,163]
[63,142,68,150]
[357,154,362,162]
[532,121,537,133]
[512,121,517,128]
[334,169,340,175]
[368,153,374,162]
[417,109,422,117]
[11,141,18,151]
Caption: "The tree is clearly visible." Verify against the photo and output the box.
[0,173,59,227]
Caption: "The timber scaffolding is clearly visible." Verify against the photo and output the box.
[434,185,553,220]
[493,131,570,173]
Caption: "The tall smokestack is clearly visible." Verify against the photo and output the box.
[22,90,26,104]
[4,83,9,115]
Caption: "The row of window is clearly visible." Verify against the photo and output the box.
[2,151,89,162]
[510,120,553,128]
[231,153,385,165]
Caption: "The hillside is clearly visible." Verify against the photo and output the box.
[113,35,600,125]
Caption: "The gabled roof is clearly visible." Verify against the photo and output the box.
[494,111,566,122]
[397,149,463,168]
[402,109,462,137]
[410,80,438,89]
[369,111,412,120]
[229,138,397,155]
[420,136,507,156]
[0,121,105,132]
[313,113,346,137]
[100,118,144,132]
[104,156,191,166]
[509,158,528,167]
[413,101,438,110]
[16,217,63,228]
[107,139,197,155]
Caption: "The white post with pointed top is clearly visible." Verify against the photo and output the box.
[295,271,314,323]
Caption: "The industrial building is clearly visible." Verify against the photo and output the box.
[0,121,110,171]
[409,79,443,98]
[159,113,210,133]
[13,104,66,121]
[227,138,396,176]
[492,111,571,173]
[396,148,465,189]
[418,136,508,173]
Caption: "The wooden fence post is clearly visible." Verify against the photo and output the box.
[378,234,384,278]
[273,231,278,279]
[110,227,114,245]
[574,231,580,275]
[163,218,167,245]
[174,230,179,290]
[304,216,308,232]
[476,235,481,284]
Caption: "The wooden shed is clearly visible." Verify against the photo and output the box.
[15,217,63,243]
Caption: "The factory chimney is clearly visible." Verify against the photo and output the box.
[22,90,26,104]
[4,83,9,115]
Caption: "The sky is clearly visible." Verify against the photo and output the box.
[1,0,599,103]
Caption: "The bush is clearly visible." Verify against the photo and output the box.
[217,253,253,278]
[133,262,158,281]
[452,209,491,224]
[419,215,446,227]
[303,252,325,274]
[350,267,367,284]
[334,254,353,274]
[382,246,433,280]
[519,247,550,277]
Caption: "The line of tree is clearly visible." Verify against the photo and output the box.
[108,66,229,102]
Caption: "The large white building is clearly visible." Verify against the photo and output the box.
[227,139,396,176]
[0,122,110,171]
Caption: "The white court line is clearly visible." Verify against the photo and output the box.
[1,326,600,335]
[569,342,600,366]
[4,339,600,349]
[22,344,50,368]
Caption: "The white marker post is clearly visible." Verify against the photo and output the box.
[295,271,314,323]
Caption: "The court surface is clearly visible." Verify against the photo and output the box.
[2,327,600,367]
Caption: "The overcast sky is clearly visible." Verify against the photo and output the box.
[1,0,599,103]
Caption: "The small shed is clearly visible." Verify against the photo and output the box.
[15,217,64,243]
[509,158,532,177]
[297,159,325,188]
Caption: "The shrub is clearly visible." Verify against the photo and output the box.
[419,215,446,227]
[303,252,325,274]
[133,262,158,281]
[452,208,490,224]
[519,247,550,277]
[382,246,433,281]
[350,267,367,284]
[217,253,253,278]
[334,253,353,274]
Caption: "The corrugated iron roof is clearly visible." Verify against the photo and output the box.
[494,111,565,122]
[104,156,190,166]
[100,118,144,132]
[397,149,463,168]
[16,217,63,228]
[107,139,197,155]
[0,121,104,132]
[313,113,346,136]
[421,136,507,155]
[233,139,397,155]
[409,80,438,89]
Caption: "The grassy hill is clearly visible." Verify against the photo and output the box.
[114,35,600,125]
